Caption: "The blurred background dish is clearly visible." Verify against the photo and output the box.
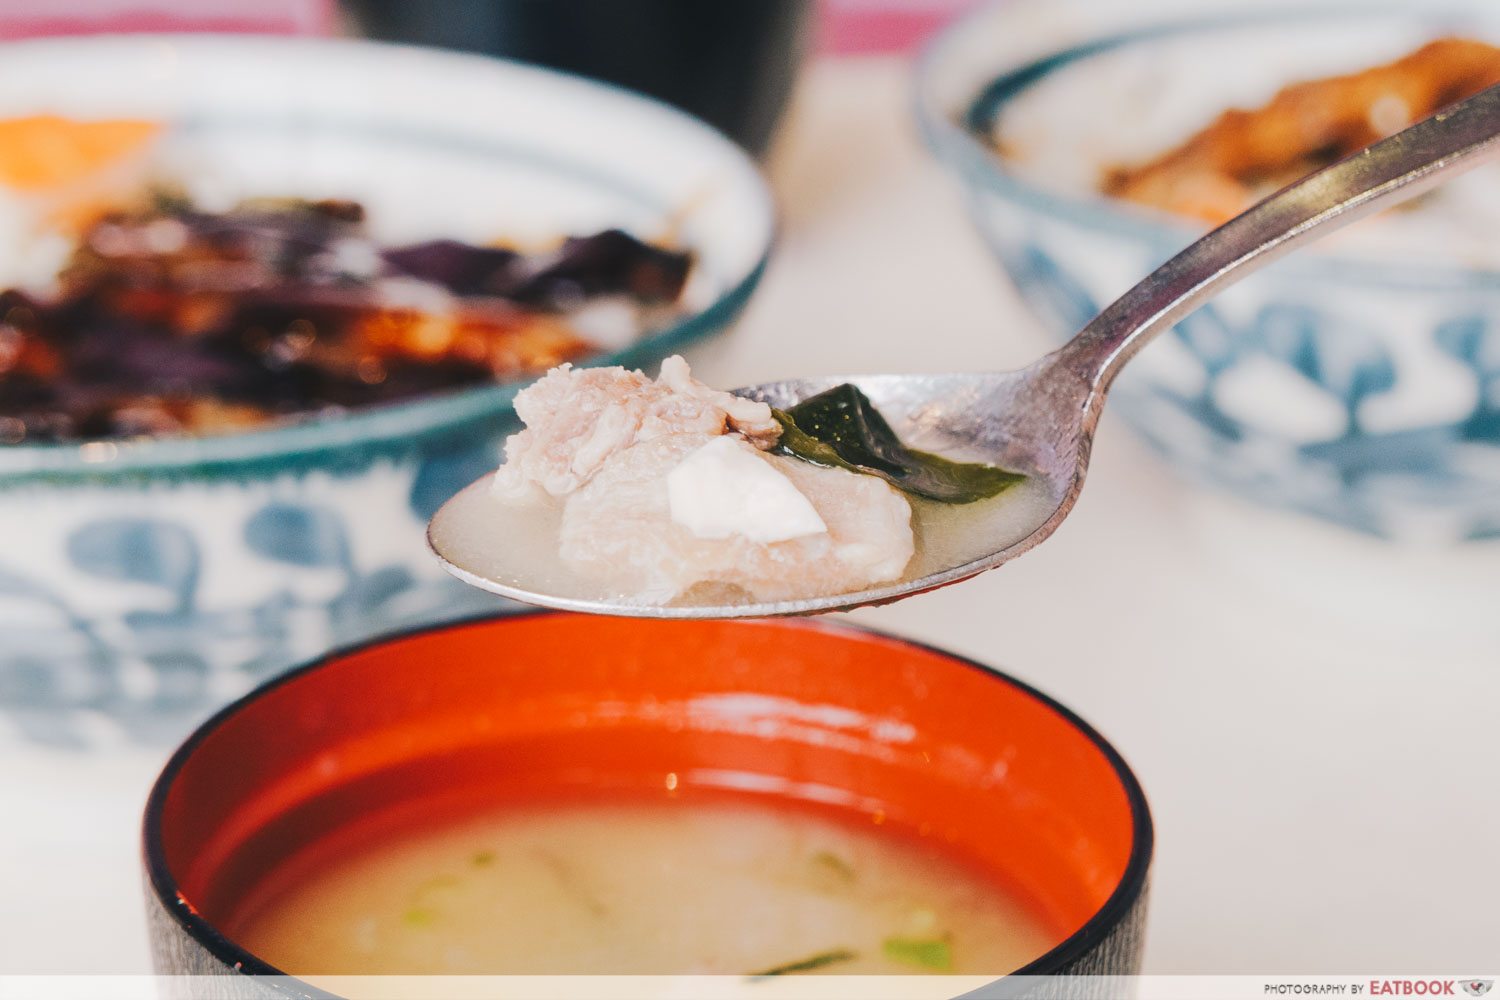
[340,0,813,156]
[918,0,1500,542]
[0,33,772,749]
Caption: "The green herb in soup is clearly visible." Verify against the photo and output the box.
[773,383,1025,504]
[748,948,858,979]
[809,849,857,886]
[401,907,437,928]
[883,935,954,971]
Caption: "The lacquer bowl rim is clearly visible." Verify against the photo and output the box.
[142,611,1153,990]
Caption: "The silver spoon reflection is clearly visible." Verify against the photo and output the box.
[431,83,1500,618]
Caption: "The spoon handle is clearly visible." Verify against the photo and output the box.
[1053,81,1500,392]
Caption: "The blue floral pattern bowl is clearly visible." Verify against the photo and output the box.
[0,35,772,748]
[916,0,1500,543]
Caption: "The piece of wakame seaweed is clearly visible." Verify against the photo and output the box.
[772,383,1024,504]
[747,948,858,979]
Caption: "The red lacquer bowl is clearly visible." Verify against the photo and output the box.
[143,613,1151,992]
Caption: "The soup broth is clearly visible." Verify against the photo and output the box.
[231,797,1061,977]
[429,470,1060,609]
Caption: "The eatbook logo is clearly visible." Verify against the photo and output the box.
[1461,982,1494,998]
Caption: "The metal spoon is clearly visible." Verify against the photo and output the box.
[431,83,1500,618]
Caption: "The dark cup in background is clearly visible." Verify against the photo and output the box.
[341,0,812,154]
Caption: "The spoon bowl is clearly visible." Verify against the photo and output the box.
[430,82,1500,618]
[430,364,1085,617]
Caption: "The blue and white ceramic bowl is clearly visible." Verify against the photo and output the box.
[0,35,772,749]
[918,0,1500,542]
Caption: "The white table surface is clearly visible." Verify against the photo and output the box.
[3,54,1498,979]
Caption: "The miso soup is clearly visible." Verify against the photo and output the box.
[231,796,1062,978]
